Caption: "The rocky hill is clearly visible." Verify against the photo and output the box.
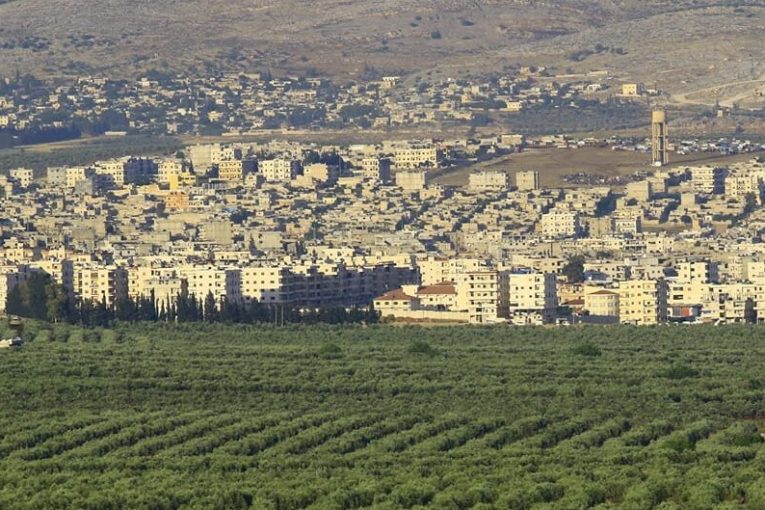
[1,0,764,100]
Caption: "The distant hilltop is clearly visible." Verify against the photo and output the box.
[0,0,764,98]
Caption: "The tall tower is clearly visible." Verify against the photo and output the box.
[651,109,669,167]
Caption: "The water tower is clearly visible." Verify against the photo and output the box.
[651,109,669,167]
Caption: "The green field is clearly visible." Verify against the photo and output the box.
[1,322,764,509]
[0,135,182,172]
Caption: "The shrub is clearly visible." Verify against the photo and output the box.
[660,364,699,379]
[573,343,602,357]
[319,342,343,359]
[408,340,438,357]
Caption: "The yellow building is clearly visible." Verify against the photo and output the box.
[395,170,427,192]
[260,159,299,182]
[73,265,128,306]
[584,289,620,318]
[516,170,540,191]
[217,160,244,181]
[165,191,190,210]
[361,157,392,183]
[689,166,727,194]
[294,163,339,187]
[394,145,440,170]
[9,168,33,188]
[0,265,29,313]
[625,180,652,202]
[127,266,184,309]
[374,288,420,316]
[93,159,126,187]
[469,171,508,192]
[503,270,558,324]
[540,210,581,238]
[157,159,184,184]
[66,167,91,188]
[456,271,500,324]
[177,266,242,306]
[617,279,668,325]
[621,83,644,97]
[676,261,718,284]
[418,257,486,286]
[240,266,294,304]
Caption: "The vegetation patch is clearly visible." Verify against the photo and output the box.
[0,323,763,508]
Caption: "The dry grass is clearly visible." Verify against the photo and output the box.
[1,0,764,101]
[432,148,761,188]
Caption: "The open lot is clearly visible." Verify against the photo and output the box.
[433,147,763,188]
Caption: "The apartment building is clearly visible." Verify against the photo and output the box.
[540,210,582,238]
[361,157,392,184]
[503,270,558,324]
[395,170,427,192]
[29,259,74,293]
[46,167,68,187]
[468,171,508,192]
[177,266,242,306]
[0,264,29,313]
[456,271,500,324]
[418,257,487,286]
[288,263,416,308]
[584,289,620,318]
[165,192,190,210]
[93,159,125,187]
[93,158,158,188]
[240,266,294,304]
[516,170,540,191]
[625,180,652,202]
[298,163,339,186]
[617,279,668,325]
[188,143,236,172]
[65,167,92,188]
[157,159,184,184]
[724,174,761,199]
[394,145,441,170]
[690,166,727,194]
[128,266,184,309]
[9,168,33,188]
[260,159,299,182]
[73,265,128,306]
[217,160,245,181]
[676,261,719,284]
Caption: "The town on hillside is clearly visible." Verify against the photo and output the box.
[3,103,765,327]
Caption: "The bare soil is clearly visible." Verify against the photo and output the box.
[432,148,761,188]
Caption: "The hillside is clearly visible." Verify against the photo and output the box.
[0,1,764,104]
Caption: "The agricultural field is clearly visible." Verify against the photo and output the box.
[1,322,765,509]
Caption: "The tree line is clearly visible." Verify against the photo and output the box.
[5,273,379,328]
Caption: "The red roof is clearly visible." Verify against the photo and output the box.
[417,282,456,296]
[375,289,417,301]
